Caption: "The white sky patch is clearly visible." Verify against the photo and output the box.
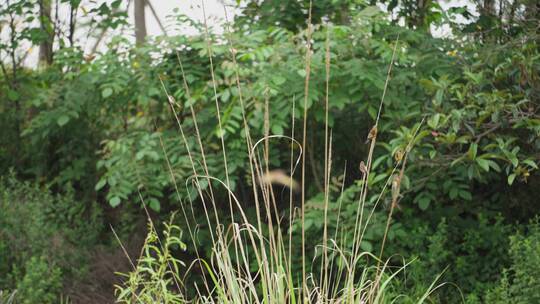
[2,0,477,68]
[431,0,478,38]
[2,0,237,67]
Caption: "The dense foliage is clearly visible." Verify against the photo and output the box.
[0,176,102,303]
[1,0,539,302]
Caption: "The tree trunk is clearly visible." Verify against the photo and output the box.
[409,0,431,30]
[38,0,54,65]
[134,0,147,45]
[68,2,77,47]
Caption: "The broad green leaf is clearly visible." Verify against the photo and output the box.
[109,196,121,207]
[102,87,113,98]
[95,179,107,191]
[459,190,472,201]
[487,160,501,172]
[360,240,373,252]
[523,159,538,169]
[476,158,490,172]
[7,89,19,101]
[216,128,225,138]
[507,173,516,185]
[359,6,380,17]
[468,143,478,160]
[148,199,160,212]
[428,113,440,129]
[57,115,70,126]
[509,155,519,168]
[418,197,430,210]
[271,124,284,135]
[449,187,459,200]
[272,75,286,85]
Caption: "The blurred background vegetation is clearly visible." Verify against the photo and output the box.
[0,0,539,302]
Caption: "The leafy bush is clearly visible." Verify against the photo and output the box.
[115,216,186,303]
[0,176,102,301]
[389,214,512,303]
[15,256,63,304]
[485,218,540,303]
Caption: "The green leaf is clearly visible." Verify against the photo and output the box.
[418,197,430,210]
[372,155,387,170]
[487,160,501,172]
[359,6,380,17]
[148,199,160,212]
[459,190,472,201]
[216,128,225,138]
[221,90,230,102]
[468,143,478,160]
[523,159,538,169]
[450,156,464,167]
[57,115,70,126]
[304,218,313,230]
[507,173,516,185]
[272,75,286,85]
[360,240,373,252]
[271,124,284,135]
[371,173,388,185]
[147,151,159,160]
[476,158,490,172]
[95,179,107,191]
[148,87,160,97]
[102,87,113,98]
[401,174,410,189]
[508,154,519,167]
[467,165,475,179]
[367,105,377,120]
[109,196,121,207]
[449,187,458,200]
[428,113,440,129]
[7,89,19,101]
[433,89,443,106]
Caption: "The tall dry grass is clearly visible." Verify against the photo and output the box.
[114,2,441,303]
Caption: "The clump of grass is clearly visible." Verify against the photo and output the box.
[114,3,441,303]
[0,290,17,304]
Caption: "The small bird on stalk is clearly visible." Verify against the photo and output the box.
[391,174,402,208]
[359,161,367,176]
[394,148,404,163]
[366,125,378,143]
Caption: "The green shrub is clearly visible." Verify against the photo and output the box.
[115,217,186,303]
[15,256,63,304]
[485,218,540,303]
[388,214,512,302]
[0,176,102,301]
